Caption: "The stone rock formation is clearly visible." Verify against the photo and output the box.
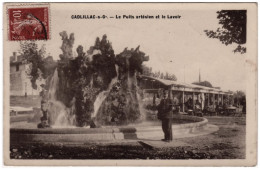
[96,46,149,125]
[59,31,75,60]
[31,31,149,127]
[56,32,117,126]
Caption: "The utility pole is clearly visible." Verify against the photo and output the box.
[184,65,186,83]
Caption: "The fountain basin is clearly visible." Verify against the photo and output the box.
[10,115,218,144]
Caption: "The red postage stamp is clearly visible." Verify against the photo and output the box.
[8,6,49,41]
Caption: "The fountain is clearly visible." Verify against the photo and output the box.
[10,31,218,143]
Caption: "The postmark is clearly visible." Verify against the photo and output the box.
[7,6,49,41]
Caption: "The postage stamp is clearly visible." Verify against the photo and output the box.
[7,6,49,41]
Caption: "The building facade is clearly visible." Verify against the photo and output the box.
[10,52,40,96]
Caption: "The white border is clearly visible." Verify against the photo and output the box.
[1,0,259,169]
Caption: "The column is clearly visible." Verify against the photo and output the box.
[182,90,185,112]
[192,92,195,110]
[217,93,220,105]
[168,86,172,99]
[212,93,215,108]
[208,93,210,106]
[200,93,203,110]
[221,94,224,105]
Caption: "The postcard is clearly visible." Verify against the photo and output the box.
[3,3,257,166]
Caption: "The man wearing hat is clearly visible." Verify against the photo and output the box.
[157,90,173,142]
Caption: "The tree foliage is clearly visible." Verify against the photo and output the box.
[19,41,57,89]
[164,72,177,81]
[142,65,177,81]
[192,81,213,88]
[205,10,246,54]
[233,90,246,105]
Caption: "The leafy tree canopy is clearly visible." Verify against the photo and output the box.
[205,10,246,54]
[19,41,57,89]
[192,81,213,88]
[142,65,177,81]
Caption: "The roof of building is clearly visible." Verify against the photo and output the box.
[140,75,232,94]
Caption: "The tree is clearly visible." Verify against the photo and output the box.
[142,65,152,76]
[19,41,57,89]
[141,66,177,81]
[164,72,177,81]
[168,73,177,81]
[192,81,213,88]
[160,72,164,79]
[205,10,246,54]
[233,90,246,109]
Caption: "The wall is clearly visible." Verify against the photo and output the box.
[10,63,40,96]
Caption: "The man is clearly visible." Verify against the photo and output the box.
[157,91,173,142]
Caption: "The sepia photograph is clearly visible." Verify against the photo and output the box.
[3,3,257,166]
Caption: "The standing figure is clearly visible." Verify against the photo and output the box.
[157,91,173,142]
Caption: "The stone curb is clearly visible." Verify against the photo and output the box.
[10,116,215,143]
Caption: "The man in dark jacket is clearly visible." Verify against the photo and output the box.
[157,91,173,142]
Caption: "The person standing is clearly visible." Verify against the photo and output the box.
[157,91,173,142]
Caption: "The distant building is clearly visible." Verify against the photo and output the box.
[10,52,40,96]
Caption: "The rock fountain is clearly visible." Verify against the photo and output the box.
[39,31,149,127]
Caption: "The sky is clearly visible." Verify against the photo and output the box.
[6,6,247,92]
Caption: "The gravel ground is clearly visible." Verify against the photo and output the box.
[10,116,246,159]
